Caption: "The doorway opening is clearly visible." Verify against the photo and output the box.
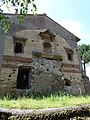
[17,66,31,89]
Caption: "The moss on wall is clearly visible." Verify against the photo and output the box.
[33,51,62,61]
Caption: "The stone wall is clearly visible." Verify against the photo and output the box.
[31,58,64,94]
[0,68,18,96]
[0,54,85,96]
[0,14,87,96]
[63,72,85,95]
[0,30,5,76]
[0,57,64,96]
[83,76,90,94]
[0,105,90,119]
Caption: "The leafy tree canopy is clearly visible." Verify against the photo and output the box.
[78,44,90,72]
[78,44,90,64]
[0,0,37,33]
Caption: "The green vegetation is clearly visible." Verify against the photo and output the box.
[33,51,62,60]
[0,94,90,109]
[0,0,37,33]
[78,44,90,72]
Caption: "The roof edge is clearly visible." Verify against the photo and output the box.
[4,13,80,42]
[45,15,80,42]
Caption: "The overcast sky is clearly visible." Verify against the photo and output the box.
[34,0,90,79]
[1,0,90,78]
[35,0,90,45]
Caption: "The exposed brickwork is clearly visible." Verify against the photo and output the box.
[63,63,79,68]
[63,70,80,73]
[2,64,18,68]
[3,55,32,63]
[0,57,64,96]
[0,14,88,96]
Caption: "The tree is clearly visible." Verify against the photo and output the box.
[0,0,37,33]
[78,44,90,73]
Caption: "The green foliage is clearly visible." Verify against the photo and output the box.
[0,0,37,32]
[78,44,90,72]
[0,93,90,119]
[78,44,90,64]
[0,94,90,109]
[0,10,11,33]
[33,51,63,60]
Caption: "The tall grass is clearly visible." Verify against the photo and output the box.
[0,93,90,109]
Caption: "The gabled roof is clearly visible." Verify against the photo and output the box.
[5,13,80,43]
[44,15,80,42]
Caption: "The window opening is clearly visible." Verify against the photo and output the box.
[43,42,52,53]
[64,47,73,61]
[14,42,23,53]
[67,53,73,61]
[13,36,27,54]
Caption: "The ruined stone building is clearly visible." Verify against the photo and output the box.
[0,14,89,96]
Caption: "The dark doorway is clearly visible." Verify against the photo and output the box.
[17,66,31,89]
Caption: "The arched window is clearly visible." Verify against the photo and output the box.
[43,42,52,53]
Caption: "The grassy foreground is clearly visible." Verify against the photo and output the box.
[0,94,90,109]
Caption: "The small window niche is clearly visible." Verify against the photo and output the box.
[43,42,52,53]
[67,52,73,61]
[39,29,56,42]
[64,47,74,61]
[14,42,23,53]
[64,78,71,86]
[13,36,27,54]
